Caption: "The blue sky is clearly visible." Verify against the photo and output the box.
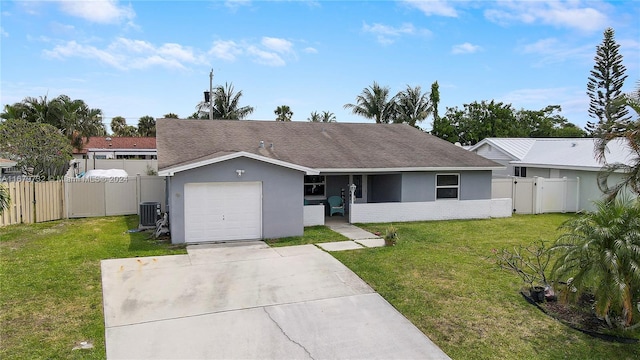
[1,0,639,132]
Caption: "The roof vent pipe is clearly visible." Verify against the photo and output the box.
[259,140,264,148]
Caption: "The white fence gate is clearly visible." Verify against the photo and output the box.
[492,177,580,214]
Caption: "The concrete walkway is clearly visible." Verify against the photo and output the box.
[102,241,450,359]
[319,218,386,251]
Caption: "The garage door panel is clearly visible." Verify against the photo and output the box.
[184,182,262,243]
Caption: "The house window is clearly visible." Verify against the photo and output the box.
[436,174,459,199]
[304,175,325,198]
[514,166,527,177]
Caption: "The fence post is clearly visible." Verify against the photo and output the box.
[562,177,568,213]
[575,177,580,212]
[136,173,141,215]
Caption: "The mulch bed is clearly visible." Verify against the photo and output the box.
[520,290,638,344]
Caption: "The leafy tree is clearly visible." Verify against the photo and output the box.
[515,105,586,138]
[0,185,9,215]
[551,197,640,328]
[344,82,397,124]
[0,119,72,178]
[395,85,431,127]
[308,111,336,122]
[274,105,293,121]
[586,27,630,136]
[433,102,585,144]
[110,116,127,135]
[1,94,105,149]
[196,82,255,120]
[596,80,640,200]
[163,113,179,119]
[430,81,440,124]
[120,125,138,137]
[137,115,156,137]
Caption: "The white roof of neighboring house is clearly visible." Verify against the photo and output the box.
[470,138,635,171]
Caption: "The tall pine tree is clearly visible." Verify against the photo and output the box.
[586,27,629,136]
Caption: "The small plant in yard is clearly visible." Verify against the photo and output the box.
[384,225,398,246]
[495,239,554,302]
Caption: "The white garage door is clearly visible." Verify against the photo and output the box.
[184,182,262,243]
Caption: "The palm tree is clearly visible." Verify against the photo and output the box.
[596,81,640,200]
[344,82,397,123]
[0,185,9,215]
[274,105,293,121]
[138,115,156,137]
[52,95,105,149]
[308,111,336,122]
[195,83,254,120]
[163,113,180,119]
[320,111,336,123]
[111,116,127,135]
[308,111,321,122]
[395,85,431,127]
[551,197,640,328]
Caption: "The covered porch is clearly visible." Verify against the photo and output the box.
[302,173,512,227]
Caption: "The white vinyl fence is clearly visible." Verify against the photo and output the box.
[72,159,158,176]
[66,175,165,218]
[492,177,580,214]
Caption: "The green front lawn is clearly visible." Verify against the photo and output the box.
[0,216,186,360]
[332,214,640,359]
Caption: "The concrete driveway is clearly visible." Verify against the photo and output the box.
[101,242,450,359]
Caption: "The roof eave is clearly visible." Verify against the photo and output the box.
[158,151,319,176]
[315,166,505,173]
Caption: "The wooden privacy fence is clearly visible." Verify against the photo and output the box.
[492,176,580,214]
[0,180,65,226]
[0,176,165,226]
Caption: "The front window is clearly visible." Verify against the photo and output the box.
[304,175,325,198]
[436,174,459,199]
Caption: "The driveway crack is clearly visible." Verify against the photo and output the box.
[262,307,314,360]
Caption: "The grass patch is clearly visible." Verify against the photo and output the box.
[332,214,640,359]
[0,216,186,360]
[265,225,349,247]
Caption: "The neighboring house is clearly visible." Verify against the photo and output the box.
[73,137,157,160]
[0,158,18,179]
[157,119,510,244]
[71,137,158,176]
[469,138,634,211]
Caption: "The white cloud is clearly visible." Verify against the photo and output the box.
[43,38,207,70]
[1,27,8,37]
[261,37,293,54]
[57,0,136,25]
[520,38,593,66]
[225,0,251,11]
[303,47,318,54]
[362,22,429,45]
[484,1,608,32]
[402,0,458,17]
[246,46,285,67]
[451,42,482,54]
[209,37,302,66]
[209,40,243,61]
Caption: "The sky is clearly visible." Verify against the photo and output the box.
[1,0,639,132]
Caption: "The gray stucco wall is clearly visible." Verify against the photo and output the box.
[459,170,492,200]
[401,172,435,202]
[368,174,402,203]
[400,171,492,202]
[168,157,304,244]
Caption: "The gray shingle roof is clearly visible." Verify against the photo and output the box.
[157,119,500,171]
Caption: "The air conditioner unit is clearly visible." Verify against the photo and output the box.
[139,202,160,227]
